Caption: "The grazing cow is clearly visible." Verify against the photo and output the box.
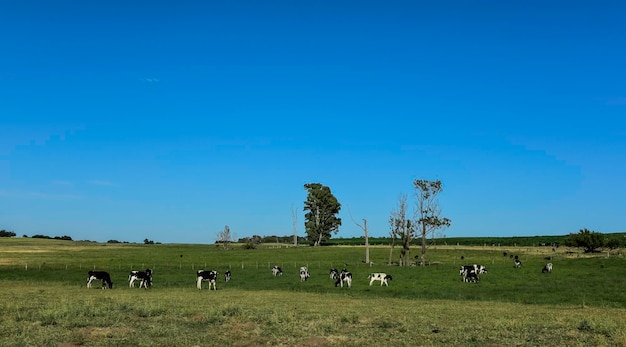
[272,265,283,276]
[224,270,232,282]
[337,269,352,288]
[196,270,218,290]
[459,265,487,282]
[542,263,553,273]
[459,264,487,275]
[128,268,153,288]
[299,266,310,282]
[87,270,113,289]
[514,259,522,268]
[368,273,392,286]
[329,268,339,280]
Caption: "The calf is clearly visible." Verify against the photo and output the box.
[87,270,113,289]
[336,269,352,288]
[542,263,553,273]
[128,268,152,288]
[272,265,283,276]
[224,270,232,282]
[514,259,522,268]
[329,268,339,280]
[299,266,310,282]
[196,270,218,290]
[368,273,392,286]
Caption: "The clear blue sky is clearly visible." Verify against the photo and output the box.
[1,1,625,244]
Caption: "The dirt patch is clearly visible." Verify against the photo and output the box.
[300,337,330,346]
[77,326,134,339]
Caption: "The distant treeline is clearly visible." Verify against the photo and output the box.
[30,234,73,241]
[324,233,626,248]
[236,235,306,245]
[4,227,624,248]
[0,229,17,237]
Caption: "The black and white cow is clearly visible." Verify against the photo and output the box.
[299,266,310,282]
[514,259,522,268]
[224,270,232,282]
[87,270,113,289]
[368,273,392,286]
[542,263,553,273]
[459,264,487,282]
[272,265,283,276]
[335,269,352,288]
[329,268,339,280]
[196,270,218,290]
[128,268,152,288]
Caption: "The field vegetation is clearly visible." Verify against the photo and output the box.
[1,238,625,346]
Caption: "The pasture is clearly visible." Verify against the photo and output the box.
[1,238,625,346]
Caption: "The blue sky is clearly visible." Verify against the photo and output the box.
[1,1,625,243]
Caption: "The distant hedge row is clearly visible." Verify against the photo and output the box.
[325,233,626,248]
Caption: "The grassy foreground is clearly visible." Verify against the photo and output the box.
[2,281,626,347]
[1,238,626,346]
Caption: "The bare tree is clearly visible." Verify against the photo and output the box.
[389,194,413,266]
[291,204,298,247]
[348,208,370,265]
[414,179,451,266]
[217,225,232,250]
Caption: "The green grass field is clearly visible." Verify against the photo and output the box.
[1,238,625,346]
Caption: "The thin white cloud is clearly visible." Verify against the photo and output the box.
[0,189,80,200]
[605,97,626,105]
[89,180,117,187]
[143,78,160,83]
[51,180,73,186]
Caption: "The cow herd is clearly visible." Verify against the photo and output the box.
[85,265,394,290]
[457,257,554,283]
[86,258,554,290]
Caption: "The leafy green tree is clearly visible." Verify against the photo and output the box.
[414,179,451,266]
[606,238,621,250]
[303,183,342,246]
[0,229,17,237]
[564,228,605,253]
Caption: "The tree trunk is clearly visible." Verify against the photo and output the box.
[292,205,298,247]
[315,232,323,247]
[420,225,427,266]
[388,233,396,265]
[401,230,411,266]
[364,219,370,265]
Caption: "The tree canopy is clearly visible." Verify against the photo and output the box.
[303,183,342,246]
[564,228,605,253]
[0,229,16,237]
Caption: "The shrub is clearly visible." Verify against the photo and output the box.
[564,228,605,253]
[0,230,16,237]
